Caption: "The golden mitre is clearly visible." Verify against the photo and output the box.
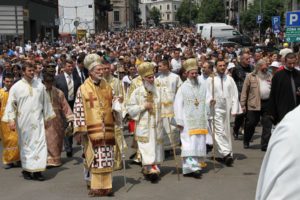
[84,53,101,71]
[183,58,198,72]
[137,62,154,78]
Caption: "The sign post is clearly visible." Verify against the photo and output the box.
[257,15,263,44]
[285,11,300,42]
[272,16,281,34]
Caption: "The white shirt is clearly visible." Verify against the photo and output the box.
[171,58,182,74]
[259,78,271,100]
[64,72,74,101]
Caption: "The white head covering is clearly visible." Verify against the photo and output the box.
[227,62,235,70]
[270,61,280,68]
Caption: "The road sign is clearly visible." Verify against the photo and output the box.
[272,16,281,34]
[285,27,300,42]
[285,11,300,42]
[257,15,263,24]
[286,11,300,27]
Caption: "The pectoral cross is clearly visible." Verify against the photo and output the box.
[194,98,199,107]
[146,91,155,115]
[87,92,97,108]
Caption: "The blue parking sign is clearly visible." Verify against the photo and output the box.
[272,16,280,33]
[286,11,300,27]
[257,15,263,24]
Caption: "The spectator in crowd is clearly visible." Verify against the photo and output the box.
[240,59,273,151]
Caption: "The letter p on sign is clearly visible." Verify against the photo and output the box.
[290,14,298,25]
[286,11,300,27]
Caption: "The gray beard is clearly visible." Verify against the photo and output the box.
[144,81,155,93]
[189,78,199,86]
[257,71,269,80]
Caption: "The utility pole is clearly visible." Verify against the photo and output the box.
[125,0,128,30]
[259,0,262,44]
[189,0,191,27]
[75,6,78,41]
[224,0,227,24]
[237,0,240,32]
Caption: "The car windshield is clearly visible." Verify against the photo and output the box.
[233,30,241,36]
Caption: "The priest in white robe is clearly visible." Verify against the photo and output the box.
[206,60,241,166]
[2,62,55,181]
[127,62,164,183]
[174,58,208,178]
[256,105,300,200]
[198,61,214,148]
[156,59,182,152]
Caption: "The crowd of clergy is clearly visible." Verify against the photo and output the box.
[0,27,300,197]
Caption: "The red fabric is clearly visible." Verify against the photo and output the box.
[277,66,284,71]
[128,120,135,133]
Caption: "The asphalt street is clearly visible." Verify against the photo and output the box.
[0,130,265,200]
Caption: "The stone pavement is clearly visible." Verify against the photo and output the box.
[0,132,265,200]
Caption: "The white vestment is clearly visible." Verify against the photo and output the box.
[174,79,207,174]
[206,74,241,157]
[256,105,300,200]
[198,74,213,145]
[156,72,182,150]
[127,85,164,165]
[2,78,55,172]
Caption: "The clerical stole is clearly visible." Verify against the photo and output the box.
[73,78,115,191]
[0,88,20,164]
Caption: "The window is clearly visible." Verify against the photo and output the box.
[167,14,170,20]
[114,11,120,22]
[167,4,170,10]
[174,5,177,10]
[160,5,162,10]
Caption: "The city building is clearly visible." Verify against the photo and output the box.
[58,0,113,37]
[108,0,140,31]
[140,0,182,26]
[0,0,59,43]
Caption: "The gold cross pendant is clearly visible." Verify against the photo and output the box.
[194,99,199,106]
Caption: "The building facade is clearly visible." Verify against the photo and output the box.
[108,0,140,31]
[0,0,58,43]
[140,0,182,26]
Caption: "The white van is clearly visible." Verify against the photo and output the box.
[195,23,241,40]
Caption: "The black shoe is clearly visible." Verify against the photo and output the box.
[192,170,202,179]
[206,144,213,153]
[234,132,239,140]
[32,172,45,181]
[261,148,267,152]
[244,143,250,149]
[4,163,14,169]
[149,173,159,183]
[66,151,73,158]
[183,170,202,179]
[224,154,234,167]
[22,171,33,180]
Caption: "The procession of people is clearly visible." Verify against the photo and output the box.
[0,27,300,197]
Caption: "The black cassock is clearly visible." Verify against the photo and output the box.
[268,68,300,125]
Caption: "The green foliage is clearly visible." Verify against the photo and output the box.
[176,0,198,25]
[197,0,225,23]
[149,7,161,26]
[240,0,285,33]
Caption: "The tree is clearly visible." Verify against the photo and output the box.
[197,0,225,23]
[176,0,199,25]
[149,7,161,26]
[240,0,285,34]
